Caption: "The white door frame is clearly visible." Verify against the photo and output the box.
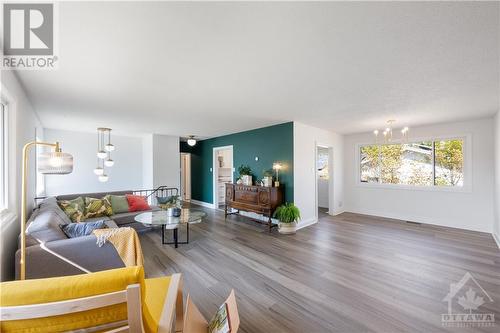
[180,153,191,201]
[213,145,234,210]
[314,143,334,222]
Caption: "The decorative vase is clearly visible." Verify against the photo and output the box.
[278,221,297,234]
[242,175,252,186]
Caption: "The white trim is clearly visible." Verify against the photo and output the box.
[355,134,472,193]
[190,199,215,209]
[493,233,500,249]
[344,208,490,233]
[212,145,234,209]
[297,218,317,230]
[314,142,334,222]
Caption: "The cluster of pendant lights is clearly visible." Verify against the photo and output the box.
[93,128,115,182]
[373,120,409,143]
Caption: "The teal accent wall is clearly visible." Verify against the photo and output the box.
[189,122,293,204]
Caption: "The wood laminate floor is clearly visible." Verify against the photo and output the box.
[139,207,500,333]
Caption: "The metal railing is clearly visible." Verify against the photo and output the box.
[133,186,179,206]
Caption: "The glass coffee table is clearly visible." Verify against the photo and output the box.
[134,209,207,248]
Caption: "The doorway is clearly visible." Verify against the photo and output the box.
[180,153,191,201]
[213,146,233,210]
[316,145,332,219]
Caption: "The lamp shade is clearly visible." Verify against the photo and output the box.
[38,152,74,174]
[187,138,196,146]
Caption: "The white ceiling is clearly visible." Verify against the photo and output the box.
[9,1,500,136]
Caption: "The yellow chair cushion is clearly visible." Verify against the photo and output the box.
[0,266,146,333]
[143,276,172,333]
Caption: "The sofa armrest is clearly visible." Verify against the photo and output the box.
[16,235,125,279]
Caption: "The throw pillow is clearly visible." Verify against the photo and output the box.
[84,197,114,219]
[60,220,108,238]
[156,195,179,205]
[57,197,86,222]
[107,194,129,214]
[126,194,151,212]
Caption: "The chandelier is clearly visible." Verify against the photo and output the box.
[373,120,409,144]
[94,128,115,182]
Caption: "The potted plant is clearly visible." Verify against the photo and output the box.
[262,169,273,187]
[238,165,253,185]
[158,195,182,216]
[274,203,300,234]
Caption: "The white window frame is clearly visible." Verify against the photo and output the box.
[355,134,472,192]
[0,102,8,212]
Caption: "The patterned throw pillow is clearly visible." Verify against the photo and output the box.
[57,197,86,222]
[84,197,114,219]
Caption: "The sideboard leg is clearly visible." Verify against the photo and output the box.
[268,215,272,233]
[224,204,228,220]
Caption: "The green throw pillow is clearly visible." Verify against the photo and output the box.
[84,197,113,219]
[107,195,129,214]
[58,197,86,222]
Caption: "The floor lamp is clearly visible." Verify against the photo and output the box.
[20,141,73,280]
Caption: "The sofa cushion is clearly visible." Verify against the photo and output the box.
[83,197,113,219]
[25,209,68,243]
[58,197,86,222]
[1,266,146,332]
[60,221,108,238]
[111,212,142,225]
[37,197,73,225]
[107,194,129,214]
[111,207,161,226]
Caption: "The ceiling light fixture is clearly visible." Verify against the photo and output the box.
[96,128,116,181]
[374,120,409,143]
[187,135,197,146]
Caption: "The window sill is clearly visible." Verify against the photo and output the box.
[356,182,471,193]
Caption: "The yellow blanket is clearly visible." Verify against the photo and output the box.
[93,227,144,267]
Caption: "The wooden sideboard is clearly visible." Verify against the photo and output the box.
[224,183,284,232]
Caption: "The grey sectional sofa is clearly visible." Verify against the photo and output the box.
[16,190,160,279]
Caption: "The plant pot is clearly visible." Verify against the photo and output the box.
[278,221,297,234]
[262,176,272,187]
[242,175,252,186]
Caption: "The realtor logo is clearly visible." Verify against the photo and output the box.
[2,2,58,69]
[442,272,495,328]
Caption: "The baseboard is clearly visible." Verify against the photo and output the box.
[329,209,345,216]
[344,208,490,233]
[493,233,500,249]
[190,199,215,209]
[297,218,317,230]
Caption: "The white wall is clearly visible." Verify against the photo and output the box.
[142,134,154,189]
[494,112,500,244]
[142,134,180,190]
[44,129,143,195]
[1,71,43,281]
[344,117,495,233]
[293,122,344,228]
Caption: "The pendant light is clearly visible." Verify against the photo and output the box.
[95,127,116,181]
[187,135,197,146]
